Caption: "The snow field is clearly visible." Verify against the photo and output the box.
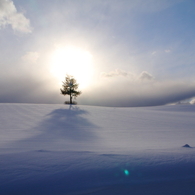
[0,104,195,194]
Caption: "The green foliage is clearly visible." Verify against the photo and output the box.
[60,75,81,104]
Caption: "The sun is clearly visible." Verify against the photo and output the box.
[50,46,94,89]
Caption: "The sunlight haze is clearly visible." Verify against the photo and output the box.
[50,45,94,89]
[1,0,195,106]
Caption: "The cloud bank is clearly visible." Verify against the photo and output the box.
[0,68,195,107]
[0,0,32,33]
[0,76,58,104]
[80,70,195,107]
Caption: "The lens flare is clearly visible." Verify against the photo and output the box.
[124,169,129,176]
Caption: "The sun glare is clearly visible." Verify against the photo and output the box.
[50,46,94,89]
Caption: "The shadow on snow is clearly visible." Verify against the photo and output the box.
[12,105,99,149]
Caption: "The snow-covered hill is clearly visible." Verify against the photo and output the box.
[0,104,195,194]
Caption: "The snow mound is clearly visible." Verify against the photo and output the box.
[182,144,191,148]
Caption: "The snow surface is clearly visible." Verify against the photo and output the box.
[0,103,195,194]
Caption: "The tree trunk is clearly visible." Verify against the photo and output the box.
[70,94,72,104]
[69,88,72,104]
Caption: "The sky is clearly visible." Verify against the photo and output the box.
[1,0,195,106]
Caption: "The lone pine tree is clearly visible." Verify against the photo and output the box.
[60,75,81,104]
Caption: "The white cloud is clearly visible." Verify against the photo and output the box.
[138,71,154,81]
[22,52,39,64]
[152,51,157,55]
[100,69,154,81]
[190,98,195,105]
[0,0,32,33]
[165,49,171,53]
[100,69,133,78]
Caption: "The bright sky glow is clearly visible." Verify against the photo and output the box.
[1,0,195,105]
[50,46,94,89]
